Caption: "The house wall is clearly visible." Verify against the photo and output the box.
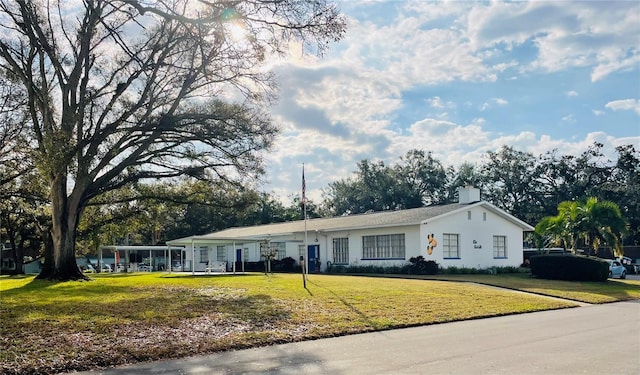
[420,206,524,268]
[322,225,421,269]
[179,205,526,272]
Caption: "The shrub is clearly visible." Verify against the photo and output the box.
[326,263,411,275]
[278,257,297,272]
[530,254,608,281]
[408,256,440,275]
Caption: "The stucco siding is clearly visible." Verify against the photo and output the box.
[321,225,421,268]
[420,206,524,268]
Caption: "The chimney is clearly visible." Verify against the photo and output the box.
[458,186,480,204]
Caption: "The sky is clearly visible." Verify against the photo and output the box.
[262,0,640,203]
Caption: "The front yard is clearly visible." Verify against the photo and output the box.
[1,272,638,374]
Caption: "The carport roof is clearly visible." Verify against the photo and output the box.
[167,201,534,245]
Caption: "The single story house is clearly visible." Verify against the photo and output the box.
[167,187,534,272]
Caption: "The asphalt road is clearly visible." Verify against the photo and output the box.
[76,300,640,375]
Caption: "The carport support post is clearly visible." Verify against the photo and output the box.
[232,241,236,274]
[167,245,172,274]
[191,240,195,275]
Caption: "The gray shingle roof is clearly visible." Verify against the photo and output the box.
[170,204,466,243]
[167,201,534,244]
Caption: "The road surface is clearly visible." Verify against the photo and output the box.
[75,300,640,375]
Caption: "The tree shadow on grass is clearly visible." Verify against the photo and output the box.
[1,280,303,374]
[306,278,376,329]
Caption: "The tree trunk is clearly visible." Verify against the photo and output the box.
[8,237,23,275]
[36,176,87,281]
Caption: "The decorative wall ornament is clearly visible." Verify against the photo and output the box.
[427,233,437,255]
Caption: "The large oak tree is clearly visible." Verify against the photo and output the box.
[0,0,345,280]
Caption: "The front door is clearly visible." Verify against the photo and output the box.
[236,249,242,262]
[307,244,319,272]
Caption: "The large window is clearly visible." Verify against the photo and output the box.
[442,233,459,258]
[493,236,507,258]
[199,246,209,263]
[332,238,349,265]
[261,242,286,260]
[216,246,226,261]
[362,234,405,259]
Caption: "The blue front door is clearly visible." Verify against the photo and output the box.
[308,245,319,272]
[236,249,242,262]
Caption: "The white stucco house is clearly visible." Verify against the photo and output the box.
[166,187,534,272]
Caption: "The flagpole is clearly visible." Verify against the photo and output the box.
[303,163,308,278]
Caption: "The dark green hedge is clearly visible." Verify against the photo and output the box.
[530,254,608,281]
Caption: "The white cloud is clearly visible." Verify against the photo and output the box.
[494,98,508,105]
[258,1,639,203]
[465,1,640,81]
[605,99,640,115]
[428,96,456,109]
[480,98,509,111]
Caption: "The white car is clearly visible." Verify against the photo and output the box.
[608,260,626,279]
[138,264,153,272]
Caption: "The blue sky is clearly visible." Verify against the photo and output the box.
[261,0,640,203]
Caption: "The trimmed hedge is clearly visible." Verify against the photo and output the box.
[530,254,608,281]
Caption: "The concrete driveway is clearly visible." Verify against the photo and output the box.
[75,300,640,375]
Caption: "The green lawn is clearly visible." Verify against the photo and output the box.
[1,272,638,374]
[379,273,640,303]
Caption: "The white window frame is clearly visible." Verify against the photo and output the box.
[362,234,405,260]
[493,235,507,258]
[442,233,460,259]
[216,245,226,261]
[332,238,349,265]
[274,242,286,260]
[261,242,286,260]
[199,246,208,263]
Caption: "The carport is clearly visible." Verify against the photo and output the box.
[98,245,185,272]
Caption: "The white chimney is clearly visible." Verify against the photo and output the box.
[458,186,480,204]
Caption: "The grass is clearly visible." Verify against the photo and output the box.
[0,272,638,374]
[416,273,640,303]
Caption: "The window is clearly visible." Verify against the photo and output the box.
[442,233,459,258]
[216,245,226,261]
[298,244,305,259]
[493,236,507,258]
[199,246,208,263]
[362,234,405,259]
[467,211,471,220]
[332,238,349,264]
[274,242,286,260]
[261,242,286,260]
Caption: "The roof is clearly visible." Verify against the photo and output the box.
[167,201,534,245]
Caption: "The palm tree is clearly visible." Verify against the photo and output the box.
[536,198,627,256]
[577,197,627,257]
[534,215,571,251]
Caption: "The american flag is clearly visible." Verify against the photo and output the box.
[302,164,306,204]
